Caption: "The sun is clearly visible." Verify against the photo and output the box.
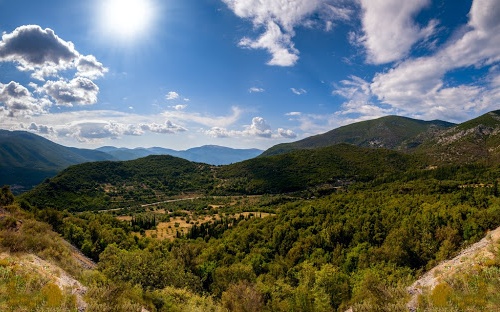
[97,0,157,43]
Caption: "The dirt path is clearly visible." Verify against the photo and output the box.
[407,226,500,311]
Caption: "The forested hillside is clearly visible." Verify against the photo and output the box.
[21,155,214,211]
[21,144,424,211]
[8,162,500,311]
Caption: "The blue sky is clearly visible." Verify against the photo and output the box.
[0,0,499,150]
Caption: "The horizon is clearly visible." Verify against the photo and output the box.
[1,0,499,150]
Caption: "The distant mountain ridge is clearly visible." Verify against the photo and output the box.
[261,111,500,165]
[95,145,263,165]
[4,110,500,194]
[0,130,115,192]
[262,115,455,157]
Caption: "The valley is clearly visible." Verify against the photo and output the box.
[2,110,500,311]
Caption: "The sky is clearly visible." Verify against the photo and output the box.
[0,0,499,150]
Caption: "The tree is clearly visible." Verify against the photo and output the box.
[0,186,15,206]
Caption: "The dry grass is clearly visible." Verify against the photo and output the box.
[144,212,273,240]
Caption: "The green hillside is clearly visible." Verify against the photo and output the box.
[416,110,500,165]
[21,155,214,211]
[262,115,454,157]
[0,130,115,192]
[217,143,422,194]
[21,144,424,211]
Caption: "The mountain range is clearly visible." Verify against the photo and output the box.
[0,131,262,192]
[96,145,263,165]
[0,130,114,192]
[3,110,500,193]
[262,110,500,165]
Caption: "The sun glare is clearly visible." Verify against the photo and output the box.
[98,0,156,43]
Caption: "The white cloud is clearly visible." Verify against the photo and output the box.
[76,55,108,79]
[278,128,297,138]
[0,25,107,81]
[291,87,307,95]
[0,25,107,120]
[249,87,265,93]
[166,91,180,100]
[239,21,299,66]
[172,104,187,111]
[43,77,99,106]
[27,122,54,134]
[329,0,500,122]
[246,116,272,137]
[0,81,50,117]
[163,106,243,128]
[286,111,302,116]
[357,0,436,64]
[141,120,187,134]
[204,127,236,138]
[223,0,354,66]
[203,116,296,140]
[0,25,78,79]
[21,114,186,142]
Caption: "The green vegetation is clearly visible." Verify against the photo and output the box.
[8,158,500,310]
[0,129,114,192]
[21,144,425,211]
[5,110,500,310]
[21,155,214,211]
[261,115,455,157]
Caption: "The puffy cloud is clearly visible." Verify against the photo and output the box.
[172,104,187,111]
[246,116,272,137]
[166,91,180,100]
[204,127,235,138]
[51,119,186,142]
[76,55,108,79]
[203,116,296,140]
[27,122,55,134]
[0,25,107,81]
[239,21,299,66]
[43,77,99,106]
[329,0,500,122]
[278,128,297,138]
[0,25,107,120]
[249,87,265,93]
[0,81,50,117]
[140,120,187,134]
[0,25,78,77]
[223,0,354,66]
[291,87,307,95]
[357,0,436,64]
